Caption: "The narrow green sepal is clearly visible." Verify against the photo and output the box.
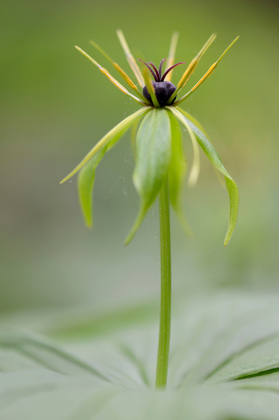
[77,148,107,228]
[60,108,150,184]
[177,108,208,135]
[126,109,172,243]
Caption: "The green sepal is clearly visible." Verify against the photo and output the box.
[77,147,107,228]
[179,108,226,188]
[178,108,208,135]
[60,108,150,184]
[125,109,172,244]
[73,109,151,228]
[167,110,191,235]
[171,107,239,246]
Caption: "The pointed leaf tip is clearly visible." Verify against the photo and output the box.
[124,205,147,245]
[171,107,239,245]
[78,148,107,228]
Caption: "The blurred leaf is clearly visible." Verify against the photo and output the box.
[2,294,279,418]
[0,332,107,381]
[125,109,172,244]
[50,300,158,340]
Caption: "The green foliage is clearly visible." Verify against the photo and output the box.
[2,293,279,419]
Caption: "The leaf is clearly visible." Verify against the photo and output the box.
[170,107,239,246]
[169,294,279,387]
[167,110,191,234]
[3,294,279,419]
[60,108,150,184]
[125,109,172,244]
[0,331,108,382]
[50,300,159,340]
[77,148,107,228]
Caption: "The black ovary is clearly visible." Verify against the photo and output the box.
[143,81,176,107]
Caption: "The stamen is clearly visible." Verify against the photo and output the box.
[74,46,146,106]
[161,62,184,81]
[138,59,158,81]
[90,40,139,93]
[142,67,160,107]
[165,32,179,82]
[116,30,144,87]
[172,36,239,106]
[148,62,160,81]
[158,59,166,80]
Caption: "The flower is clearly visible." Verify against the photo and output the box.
[61,30,239,246]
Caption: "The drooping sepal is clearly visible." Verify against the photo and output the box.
[125,109,172,244]
[62,109,150,229]
[77,148,107,228]
[60,108,150,184]
[171,107,239,246]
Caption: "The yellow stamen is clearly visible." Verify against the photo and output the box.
[165,31,179,82]
[191,63,217,92]
[190,36,239,93]
[172,36,239,106]
[116,30,144,88]
[167,34,216,104]
[75,46,145,106]
[90,40,145,100]
[177,34,216,90]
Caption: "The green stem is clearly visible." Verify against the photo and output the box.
[155,179,171,389]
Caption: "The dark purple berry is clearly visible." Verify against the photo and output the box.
[138,58,184,107]
[143,81,177,106]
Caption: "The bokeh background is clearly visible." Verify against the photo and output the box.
[1,0,278,318]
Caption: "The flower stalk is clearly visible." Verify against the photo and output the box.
[156,179,172,388]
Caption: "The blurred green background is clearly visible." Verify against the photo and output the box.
[1,0,278,316]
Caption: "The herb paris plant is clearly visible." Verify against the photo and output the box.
[61,31,239,388]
